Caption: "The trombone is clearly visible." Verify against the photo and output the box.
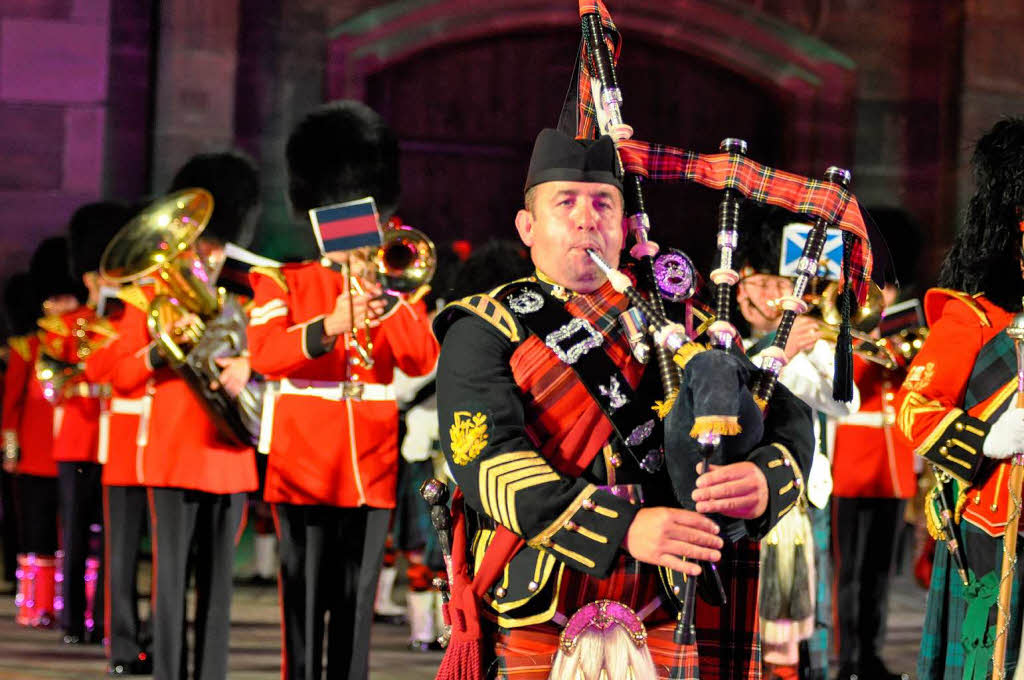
[769,281,900,369]
[334,224,436,369]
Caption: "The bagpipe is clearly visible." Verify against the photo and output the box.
[573,0,876,645]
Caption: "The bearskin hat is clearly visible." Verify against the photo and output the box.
[286,100,400,221]
[448,240,534,302]
[3,272,41,337]
[67,201,135,280]
[169,150,261,248]
[939,117,1024,311]
[29,236,86,304]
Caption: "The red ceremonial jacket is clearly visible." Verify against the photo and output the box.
[107,283,257,494]
[247,262,439,508]
[833,356,916,498]
[38,306,112,464]
[83,300,146,487]
[1,333,58,477]
[894,289,1016,537]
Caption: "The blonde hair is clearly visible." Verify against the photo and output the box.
[548,623,657,680]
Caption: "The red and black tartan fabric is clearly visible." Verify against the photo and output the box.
[615,139,873,304]
[493,540,762,680]
[510,280,643,476]
[573,0,873,305]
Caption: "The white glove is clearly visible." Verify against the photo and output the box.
[982,408,1024,459]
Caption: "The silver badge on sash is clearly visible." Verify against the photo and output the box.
[545,318,603,365]
[598,376,628,411]
[507,289,544,315]
[625,419,656,446]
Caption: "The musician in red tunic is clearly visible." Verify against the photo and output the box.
[433,129,814,680]
[2,268,60,628]
[247,101,439,680]
[894,117,1024,680]
[104,151,261,680]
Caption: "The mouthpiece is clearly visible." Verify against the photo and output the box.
[585,249,631,293]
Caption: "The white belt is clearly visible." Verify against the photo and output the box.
[109,397,147,416]
[273,378,395,402]
[838,411,893,428]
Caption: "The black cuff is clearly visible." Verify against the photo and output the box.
[303,317,336,359]
[528,486,640,578]
[147,345,167,370]
[919,411,988,484]
[744,442,803,540]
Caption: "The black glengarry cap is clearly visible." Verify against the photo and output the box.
[524,129,622,193]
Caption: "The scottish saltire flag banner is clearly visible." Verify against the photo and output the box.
[309,197,382,256]
[217,243,282,297]
[779,223,845,280]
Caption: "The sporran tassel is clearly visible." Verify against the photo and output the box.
[788,529,814,621]
[759,540,784,621]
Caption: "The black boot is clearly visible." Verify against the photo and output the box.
[859,655,909,680]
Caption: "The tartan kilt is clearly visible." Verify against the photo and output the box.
[491,539,762,680]
[918,522,1024,679]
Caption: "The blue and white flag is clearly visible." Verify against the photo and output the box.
[779,222,845,280]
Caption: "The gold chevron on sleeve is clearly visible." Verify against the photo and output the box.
[896,391,948,440]
[251,266,288,293]
[478,451,560,535]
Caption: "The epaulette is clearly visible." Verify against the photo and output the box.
[117,284,152,313]
[923,288,990,328]
[250,266,288,293]
[433,278,532,344]
[7,335,31,362]
[38,315,69,336]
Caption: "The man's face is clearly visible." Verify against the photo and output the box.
[514,180,626,293]
[736,273,793,333]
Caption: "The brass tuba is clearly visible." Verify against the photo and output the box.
[99,188,263,446]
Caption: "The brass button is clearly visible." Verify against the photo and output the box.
[564,521,578,531]
[609,453,622,468]
[955,422,965,431]
[581,498,596,510]
[884,392,894,402]
[542,538,553,547]
[494,587,507,598]
[527,581,539,593]
[939,446,948,455]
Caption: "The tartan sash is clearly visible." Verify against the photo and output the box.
[504,280,648,476]
[504,281,661,469]
[964,329,1015,412]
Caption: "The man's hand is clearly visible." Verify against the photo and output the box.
[211,356,251,398]
[323,283,386,337]
[784,315,821,360]
[623,507,723,576]
[691,461,769,520]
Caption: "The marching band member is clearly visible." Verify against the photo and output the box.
[433,128,814,680]
[107,151,261,680]
[895,117,1024,680]
[2,268,59,629]
[42,203,134,646]
[76,203,155,676]
[832,209,921,680]
[735,207,859,680]
[247,101,438,680]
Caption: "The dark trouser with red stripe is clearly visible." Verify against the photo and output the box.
[274,503,390,680]
[104,484,150,666]
[13,473,59,554]
[149,487,244,680]
[57,461,104,637]
[1,466,19,581]
[833,496,905,668]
